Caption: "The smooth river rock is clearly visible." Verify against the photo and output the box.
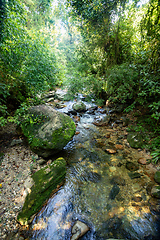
[71,220,89,240]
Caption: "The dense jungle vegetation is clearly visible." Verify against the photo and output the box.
[0,0,160,161]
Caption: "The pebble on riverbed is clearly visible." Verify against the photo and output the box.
[71,220,89,240]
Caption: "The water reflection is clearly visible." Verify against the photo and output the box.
[30,98,160,240]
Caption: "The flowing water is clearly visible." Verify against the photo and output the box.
[29,93,160,240]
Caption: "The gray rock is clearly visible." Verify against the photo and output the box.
[71,220,89,240]
[72,101,86,112]
[93,115,110,127]
[55,89,68,101]
[42,91,55,99]
[21,105,76,158]
[10,139,23,146]
[45,97,55,103]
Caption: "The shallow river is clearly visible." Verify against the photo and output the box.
[29,93,160,240]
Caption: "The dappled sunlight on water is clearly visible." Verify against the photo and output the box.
[30,98,160,240]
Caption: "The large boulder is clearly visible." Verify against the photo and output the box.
[21,105,76,157]
[17,157,66,225]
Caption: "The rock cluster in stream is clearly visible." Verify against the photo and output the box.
[1,90,160,240]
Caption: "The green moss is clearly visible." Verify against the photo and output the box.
[154,171,160,184]
[21,109,76,156]
[127,132,144,149]
[17,157,66,225]
[72,101,86,112]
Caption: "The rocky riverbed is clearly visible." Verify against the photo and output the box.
[0,91,160,240]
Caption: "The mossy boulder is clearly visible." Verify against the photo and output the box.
[21,105,76,157]
[17,157,66,225]
[72,101,86,112]
[127,132,144,149]
[154,171,160,184]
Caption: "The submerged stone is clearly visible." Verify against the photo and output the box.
[149,198,160,214]
[132,196,142,202]
[21,105,76,158]
[17,157,66,225]
[126,161,139,171]
[128,172,141,179]
[110,176,126,186]
[84,171,102,183]
[109,184,120,200]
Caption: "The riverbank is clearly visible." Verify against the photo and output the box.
[0,123,51,239]
[0,101,159,239]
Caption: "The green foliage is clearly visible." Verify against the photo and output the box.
[105,63,138,103]
[151,136,160,150]
[151,150,160,164]
[149,101,160,121]
[0,117,8,128]
[141,0,160,71]
[0,0,59,127]
[124,103,136,113]
[150,136,160,164]
[8,96,45,126]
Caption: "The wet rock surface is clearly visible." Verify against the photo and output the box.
[109,184,120,200]
[72,101,87,112]
[71,220,89,240]
[17,157,66,225]
[1,90,160,240]
[110,176,126,186]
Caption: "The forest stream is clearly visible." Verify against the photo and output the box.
[21,90,160,240]
[1,1,160,239]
